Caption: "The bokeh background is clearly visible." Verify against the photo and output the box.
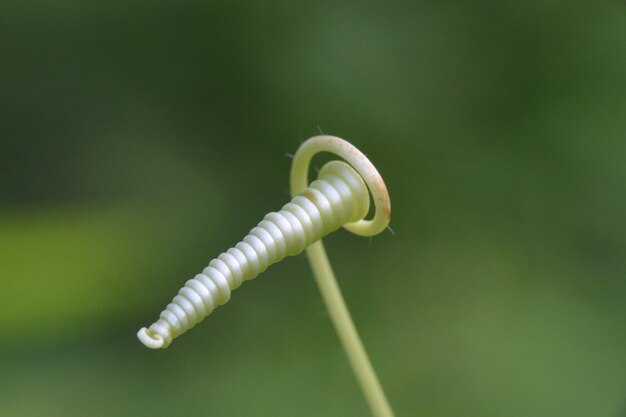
[1,1,625,416]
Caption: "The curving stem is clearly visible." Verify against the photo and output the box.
[291,136,395,417]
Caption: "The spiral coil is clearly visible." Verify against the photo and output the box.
[137,160,370,348]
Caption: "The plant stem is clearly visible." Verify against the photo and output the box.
[306,240,395,417]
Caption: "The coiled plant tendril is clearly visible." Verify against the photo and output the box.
[138,135,394,417]
[138,160,369,348]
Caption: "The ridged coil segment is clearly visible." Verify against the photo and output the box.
[138,161,370,348]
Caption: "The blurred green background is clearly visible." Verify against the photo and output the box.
[1,1,625,416]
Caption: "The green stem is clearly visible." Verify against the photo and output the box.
[306,240,395,417]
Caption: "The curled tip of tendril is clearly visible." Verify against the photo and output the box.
[137,327,165,349]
